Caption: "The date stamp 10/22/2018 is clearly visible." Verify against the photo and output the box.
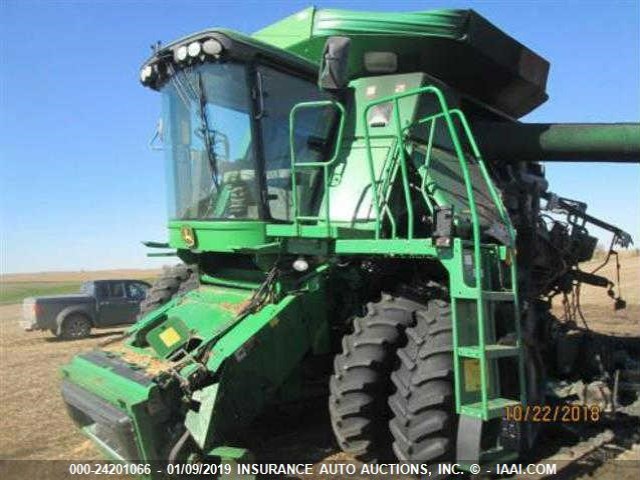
[505,404,602,423]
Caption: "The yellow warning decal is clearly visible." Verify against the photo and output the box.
[159,327,181,348]
[463,359,481,392]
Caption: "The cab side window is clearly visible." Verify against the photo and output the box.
[257,65,336,220]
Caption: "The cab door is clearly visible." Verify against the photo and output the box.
[96,281,138,326]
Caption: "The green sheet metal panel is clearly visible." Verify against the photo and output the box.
[326,143,390,222]
[168,220,268,251]
[316,73,425,223]
[254,7,466,55]
[131,284,254,357]
[61,356,153,408]
[254,7,549,118]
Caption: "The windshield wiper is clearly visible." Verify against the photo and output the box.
[197,73,220,188]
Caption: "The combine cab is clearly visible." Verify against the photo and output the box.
[61,7,639,475]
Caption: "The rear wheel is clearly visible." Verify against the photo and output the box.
[60,314,92,340]
[138,264,198,318]
[329,294,423,462]
[388,298,455,467]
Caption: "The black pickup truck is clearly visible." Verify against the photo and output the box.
[21,279,151,339]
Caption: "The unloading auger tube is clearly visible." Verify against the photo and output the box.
[474,122,640,162]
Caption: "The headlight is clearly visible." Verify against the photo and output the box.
[139,65,153,82]
[202,39,222,56]
[174,45,188,62]
[187,41,202,57]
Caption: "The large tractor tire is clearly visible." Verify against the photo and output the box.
[388,298,455,466]
[329,294,424,462]
[138,264,198,318]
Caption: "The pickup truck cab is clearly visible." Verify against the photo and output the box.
[21,279,151,339]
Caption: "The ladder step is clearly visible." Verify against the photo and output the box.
[482,290,515,301]
[460,398,520,419]
[458,344,520,359]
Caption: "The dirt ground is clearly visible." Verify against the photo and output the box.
[552,252,640,337]
[0,304,115,460]
[0,255,638,477]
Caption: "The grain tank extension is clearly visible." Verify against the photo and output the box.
[61,7,639,475]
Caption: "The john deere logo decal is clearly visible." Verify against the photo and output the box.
[180,225,196,247]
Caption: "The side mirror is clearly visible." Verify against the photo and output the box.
[318,36,351,91]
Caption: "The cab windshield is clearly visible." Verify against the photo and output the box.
[161,61,335,221]
[162,63,257,220]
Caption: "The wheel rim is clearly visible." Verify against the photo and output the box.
[67,318,89,338]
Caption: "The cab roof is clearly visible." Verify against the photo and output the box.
[140,29,318,91]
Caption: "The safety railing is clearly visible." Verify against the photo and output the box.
[412,109,516,242]
[288,100,346,236]
[362,85,515,246]
[285,86,515,249]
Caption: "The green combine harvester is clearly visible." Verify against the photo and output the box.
[61,7,640,474]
